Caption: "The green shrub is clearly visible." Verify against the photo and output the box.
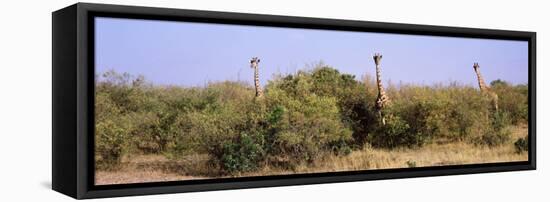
[165,85,268,171]
[396,98,444,145]
[492,111,511,131]
[328,139,353,156]
[337,84,377,146]
[369,114,414,148]
[479,129,511,147]
[479,131,509,146]
[95,68,527,175]
[265,92,353,164]
[263,105,285,154]
[448,92,492,141]
[130,111,178,153]
[514,137,528,153]
[264,70,353,165]
[310,66,379,146]
[184,106,245,152]
[95,118,131,170]
[406,160,417,168]
[219,133,265,174]
[95,89,131,169]
[97,70,151,113]
[388,85,495,146]
[491,80,528,124]
[478,111,512,146]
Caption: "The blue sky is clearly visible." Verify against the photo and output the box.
[95,17,528,87]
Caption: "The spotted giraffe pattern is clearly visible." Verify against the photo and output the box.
[373,53,390,125]
[250,57,264,98]
[473,63,499,111]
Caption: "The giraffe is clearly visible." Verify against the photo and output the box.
[472,63,499,112]
[250,57,264,98]
[373,53,391,125]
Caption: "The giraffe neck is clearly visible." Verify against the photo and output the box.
[474,68,499,111]
[375,62,389,125]
[474,68,489,92]
[375,64,386,98]
[254,66,263,97]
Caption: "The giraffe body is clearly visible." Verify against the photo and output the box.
[473,63,499,112]
[250,57,264,98]
[373,53,390,125]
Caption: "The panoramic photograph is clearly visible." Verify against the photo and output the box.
[94,17,529,185]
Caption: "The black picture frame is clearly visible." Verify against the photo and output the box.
[52,2,536,199]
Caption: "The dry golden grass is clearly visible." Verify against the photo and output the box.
[96,125,528,185]
[95,155,208,185]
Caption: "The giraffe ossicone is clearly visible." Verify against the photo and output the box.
[373,53,383,65]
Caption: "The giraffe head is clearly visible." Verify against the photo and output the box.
[473,62,480,70]
[373,53,383,66]
[250,57,260,69]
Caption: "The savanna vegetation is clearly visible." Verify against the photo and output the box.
[95,64,528,185]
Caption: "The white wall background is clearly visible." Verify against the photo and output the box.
[0,0,547,201]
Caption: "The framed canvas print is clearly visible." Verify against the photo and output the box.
[52,3,536,199]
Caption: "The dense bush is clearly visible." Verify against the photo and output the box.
[309,67,378,146]
[95,66,527,172]
[491,80,528,124]
[479,129,511,147]
[369,114,412,148]
[95,118,130,169]
[95,91,131,169]
[514,137,528,153]
[471,111,512,147]
[263,69,354,165]
[369,84,496,148]
[393,85,493,142]
[220,133,265,174]
[168,92,263,171]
